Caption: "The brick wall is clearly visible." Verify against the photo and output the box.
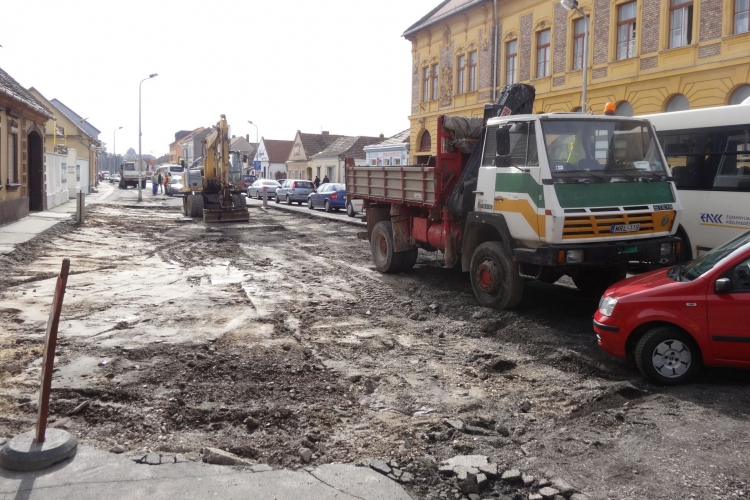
[553,3,568,74]
[593,67,608,79]
[698,42,722,58]
[699,0,723,41]
[553,75,566,87]
[479,27,493,91]
[640,0,661,54]
[640,55,658,69]
[520,13,533,81]
[593,0,610,65]
[439,40,455,106]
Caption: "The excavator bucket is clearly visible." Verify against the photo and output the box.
[202,207,250,223]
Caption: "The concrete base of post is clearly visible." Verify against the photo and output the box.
[0,429,77,471]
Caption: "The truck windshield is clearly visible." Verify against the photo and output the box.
[541,119,667,182]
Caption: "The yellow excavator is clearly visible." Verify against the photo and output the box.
[181,115,249,222]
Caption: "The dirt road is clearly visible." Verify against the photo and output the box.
[1,203,749,499]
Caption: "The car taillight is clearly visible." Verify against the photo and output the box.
[331,192,338,199]
[292,182,297,189]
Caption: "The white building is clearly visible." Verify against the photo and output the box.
[254,138,293,180]
[363,129,410,167]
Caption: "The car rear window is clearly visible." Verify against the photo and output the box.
[295,181,313,188]
[331,184,345,191]
[263,181,279,186]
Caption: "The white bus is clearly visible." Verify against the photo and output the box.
[643,100,750,260]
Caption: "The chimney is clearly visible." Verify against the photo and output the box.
[380,133,384,138]
[322,131,329,136]
[232,135,236,138]
[246,134,249,142]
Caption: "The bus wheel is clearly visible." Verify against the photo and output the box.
[470,242,524,310]
[371,221,403,273]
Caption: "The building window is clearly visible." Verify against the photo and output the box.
[736,0,750,34]
[666,94,690,112]
[573,17,587,70]
[457,55,466,94]
[468,51,477,91]
[419,131,432,152]
[730,85,750,104]
[615,101,634,116]
[536,30,551,78]
[617,2,637,60]
[669,0,693,48]
[506,40,518,84]
[8,132,18,184]
[432,64,439,100]
[393,158,401,166]
[422,67,429,102]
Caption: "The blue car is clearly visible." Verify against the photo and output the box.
[307,183,346,212]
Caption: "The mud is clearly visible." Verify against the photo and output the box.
[1,203,749,500]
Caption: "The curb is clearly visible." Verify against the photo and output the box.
[247,200,366,228]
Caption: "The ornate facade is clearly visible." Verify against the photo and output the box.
[404,0,750,161]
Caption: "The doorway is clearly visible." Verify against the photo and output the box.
[28,130,44,212]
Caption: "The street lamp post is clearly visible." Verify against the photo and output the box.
[247,120,259,176]
[113,126,123,176]
[138,73,158,201]
[561,0,589,113]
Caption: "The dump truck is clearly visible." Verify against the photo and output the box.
[179,115,249,222]
[118,160,149,189]
[346,84,683,309]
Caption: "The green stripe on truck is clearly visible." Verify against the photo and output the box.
[495,173,545,209]
[554,182,674,208]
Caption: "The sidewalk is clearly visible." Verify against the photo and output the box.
[0,184,115,255]
[0,445,412,500]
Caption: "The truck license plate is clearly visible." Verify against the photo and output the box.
[610,223,640,233]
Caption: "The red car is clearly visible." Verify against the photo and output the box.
[594,230,750,385]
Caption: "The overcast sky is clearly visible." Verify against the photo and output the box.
[1,0,437,157]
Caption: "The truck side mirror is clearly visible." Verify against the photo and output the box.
[495,126,511,166]
[715,278,732,294]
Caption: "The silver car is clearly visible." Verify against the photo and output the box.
[247,179,280,199]
[167,175,183,196]
[275,179,315,205]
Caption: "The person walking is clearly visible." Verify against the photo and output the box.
[157,172,163,194]
[322,174,330,184]
[152,172,158,195]
[163,172,170,195]
[314,176,321,189]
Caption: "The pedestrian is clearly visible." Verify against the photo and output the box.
[314,176,321,189]
[152,172,158,195]
[163,172,170,195]
[157,172,163,193]
[322,174,330,184]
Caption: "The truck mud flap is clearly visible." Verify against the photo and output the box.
[202,208,250,223]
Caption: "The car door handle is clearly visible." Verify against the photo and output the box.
[473,191,484,195]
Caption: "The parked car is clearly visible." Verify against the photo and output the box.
[167,175,183,196]
[247,179,280,199]
[242,175,257,189]
[275,179,314,205]
[307,183,346,212]
[102,172,111,181]
[594,230,750,385]
[346,198,364,218]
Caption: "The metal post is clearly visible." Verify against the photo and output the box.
[113,126,122,175]
[36,259,70,443]
[581,11,589,113]
[138,74,158,202]
[262,186,268,208]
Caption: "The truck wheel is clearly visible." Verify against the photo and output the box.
[187,194,204,218]
[572,267,627,297]
[635,326,700,385]
[470,241,524,310]
[371,221,403,273]
[118,181,125,189]
[346,202,355,217]
[398,248,419,272]
[232,193,246,208]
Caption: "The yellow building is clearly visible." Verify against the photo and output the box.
[404,0,750,162]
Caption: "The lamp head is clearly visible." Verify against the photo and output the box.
[248,120,254,125]
[149,73,158,78]
[560,0,578,10]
